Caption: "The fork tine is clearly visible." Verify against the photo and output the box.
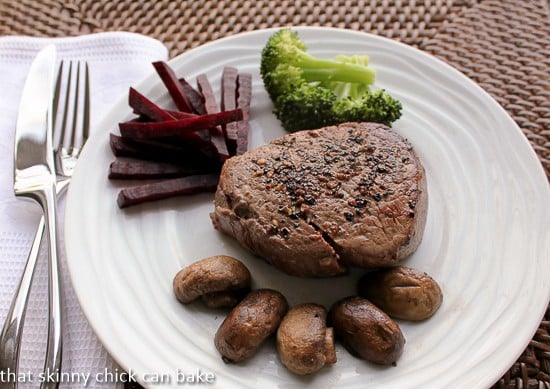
[52,61,90,158]
[53,60,90,178]
[68,62,80,153]
[82,62,91,145]
[66,61,90,155]
[51,61,63,127]
[51,61,65,152]
[55,61,74,154]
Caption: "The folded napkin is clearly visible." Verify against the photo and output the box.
[0,32,168,388]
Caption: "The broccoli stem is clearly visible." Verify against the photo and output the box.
[301,67,375,85]
[292,53,376,85]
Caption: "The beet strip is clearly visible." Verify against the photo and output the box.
[109,133,219,167]
[173,77,211,144]
[128,87,175,122]
[165,110,197,119]
[179,77,206,115]
[197,74,220,116]
[108,159,215,179]
[221,66,239,155]
[197,74,230,162]
[117,174,219,208]
[118,109,243,139]
[235,73,252,156]
[153,61,193,112]
[116,120,217,157]
[164,108,211,144]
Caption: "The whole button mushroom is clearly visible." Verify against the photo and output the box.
[329,296,405,365]
[358,266,442,321]
[276,303,336,375]
[215,289,288,363]
[173,255,251,308]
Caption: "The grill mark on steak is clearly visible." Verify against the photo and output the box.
[211,122,428,277]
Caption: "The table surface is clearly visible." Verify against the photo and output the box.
[1,0,549,387]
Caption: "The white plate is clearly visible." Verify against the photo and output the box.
[65,27,550,388]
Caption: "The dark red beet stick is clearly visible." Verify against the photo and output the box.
[109,160,214,180]
[117,174,219,208]
[197,74,230,161]
[109,133,217,167]
[128,87,175,122]
[179,77,206,115]
[118,109,243,139]
[165,110,197,119]
[153,61,193,113]
[235,73,252,156]
[221,66,238,155]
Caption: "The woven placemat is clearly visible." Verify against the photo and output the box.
[1,0,549,387]
[1,0,476,53]
[422,0,550,181]
[422,5,550,385]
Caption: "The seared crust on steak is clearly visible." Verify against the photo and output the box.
[210,122,428,277]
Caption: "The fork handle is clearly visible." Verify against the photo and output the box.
[39,183,63,389]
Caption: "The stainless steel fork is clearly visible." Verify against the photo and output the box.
[0,61,90,389]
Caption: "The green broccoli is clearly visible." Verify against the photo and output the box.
[274,84,336,131]
[260,29,402,132]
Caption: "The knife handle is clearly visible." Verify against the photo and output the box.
[0,218,45,388]
[0,180,69,388]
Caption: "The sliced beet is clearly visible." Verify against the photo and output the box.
[108,159,217,180]
[109,133,218,168]
[197,74,230,162]
[173,78,212,146]
[118,109,243,140]
[179,77,206,115]
[111,63,253,210]
[153,61,193,112]
[128,87,175,122]
[235,73,252,155]
[221,66,239,155]
[117,174,219,208]
[165,110,197,119]
[163,108,212,148]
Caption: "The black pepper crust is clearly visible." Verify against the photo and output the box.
[210,122,428,277]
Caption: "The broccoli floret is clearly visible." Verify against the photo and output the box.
[331,89,403,126]
[273,84,335,132]
[261,63,306,100]
[261,29,375,99]
[260,29,402,132]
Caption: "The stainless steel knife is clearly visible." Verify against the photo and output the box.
[10,44,62,389]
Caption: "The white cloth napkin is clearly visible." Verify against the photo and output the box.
[0,32,168,388]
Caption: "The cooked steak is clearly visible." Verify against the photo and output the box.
[210,122,428,277]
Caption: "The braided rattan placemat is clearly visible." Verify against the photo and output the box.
[1,0,549,387]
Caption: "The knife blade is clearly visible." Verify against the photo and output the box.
[13,44,57,190]
[11,44,63,389]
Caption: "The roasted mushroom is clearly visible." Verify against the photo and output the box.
[329,296,405,365]
[173,255,251,308]
[276,303,336,375]
[215,289,288,363]
[358,266,442,321]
